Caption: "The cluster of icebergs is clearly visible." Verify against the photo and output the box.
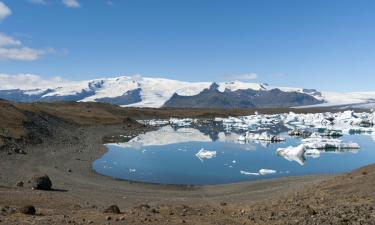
[218,110,373,165]
[217,110,375,135]
[237,131,285,143]
[276,133,360,165]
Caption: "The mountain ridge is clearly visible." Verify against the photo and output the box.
[0,76,374,108]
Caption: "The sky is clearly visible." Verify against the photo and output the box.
[0,0,375,91]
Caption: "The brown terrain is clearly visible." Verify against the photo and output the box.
[0,99,374,225]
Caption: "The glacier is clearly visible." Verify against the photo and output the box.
[1,75,375,108]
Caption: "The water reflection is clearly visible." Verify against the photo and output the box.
[95,122,375,185]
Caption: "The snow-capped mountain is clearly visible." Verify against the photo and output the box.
[0,75,374,108]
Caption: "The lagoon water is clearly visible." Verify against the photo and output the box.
[93,124,375,185]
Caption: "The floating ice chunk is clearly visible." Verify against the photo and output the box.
[195,148,217,161]
[276,144,305,166]
[240,169,277,176]
[129,169,136,173]
[240,171,260,176]
[232,160,237,164]
[244,132,285,142]
[259,169,277,175]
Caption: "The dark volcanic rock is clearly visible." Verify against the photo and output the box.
[95,88,142,105]
[19,205,36,215]
[163,83,323,109]
[104,205,121,214]
[31,175,52,190]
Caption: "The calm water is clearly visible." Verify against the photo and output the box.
[93,125,375,185]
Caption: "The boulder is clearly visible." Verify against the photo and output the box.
[104,205,121,214]
[19,205,36,215]
[31,175,52,190]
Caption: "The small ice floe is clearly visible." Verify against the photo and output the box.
[195,148,217,161]
[240,169,277,176]
[259,169,277,175]
[240,171,260,176]
[129,169,136,173]
[238,132,285,143]
[232,160,237,164]
[276,144,306,166]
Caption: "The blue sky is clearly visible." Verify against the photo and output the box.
[0,0,375,91]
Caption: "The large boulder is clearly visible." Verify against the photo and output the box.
[104,205,121,214]
[31,174,52,190]
[19,205,36,215]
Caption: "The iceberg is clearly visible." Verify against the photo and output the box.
[240,169,277,176]
[195,148,217,161]
[259,169,277,175]
[276,144,305,165]
[240,171,260,176]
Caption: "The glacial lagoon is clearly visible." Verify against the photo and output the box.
[93,112,375,185]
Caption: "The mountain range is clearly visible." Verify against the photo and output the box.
[0,76,374,108]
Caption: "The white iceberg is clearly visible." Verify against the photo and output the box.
[240,169,277,176]
[195,148,217,161]
[259,169,277,175]
[240,171,260,176]
[276,144,305,165]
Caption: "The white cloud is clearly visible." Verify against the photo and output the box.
[0,33,55,61]
[29,0,48,4]
[62,0,80,8]
[224,73,258,81]
[0,73,68,90]
[0,1,11,21]
[0,47,53,61]
[0,33,21,46]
